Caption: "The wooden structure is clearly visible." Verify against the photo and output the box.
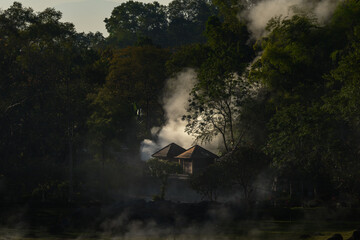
[151,143,186,161]
[175,145,218,174]
[152,143,218,175]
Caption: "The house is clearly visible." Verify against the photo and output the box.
[151,143,186,161]
[175,145,218,174]
[151,143,218,175]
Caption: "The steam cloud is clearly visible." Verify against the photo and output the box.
[140,69,197,160]
[244,0,341,39]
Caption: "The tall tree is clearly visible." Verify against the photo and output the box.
[105,1,168,47]
[221,147,269,205]
[88,44,170,161]
[0,2,101,201]
[167,0,217,46]
[183,16,254,152]
[322,2,360,195]
[190,161,229,201]
[250,12,360,198]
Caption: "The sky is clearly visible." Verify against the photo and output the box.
[0,0,171,36]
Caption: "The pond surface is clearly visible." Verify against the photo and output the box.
[0,220,358,240]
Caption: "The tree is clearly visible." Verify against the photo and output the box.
[88,45,170,158]
[166,43,210,74]
[265,103,344,198]
[105,1,168,47]
[329,0,360,48]
[0,2,101,201]
[322,20,360,197]
[105,0,218,48]
[250,15,332,103]
[183,16,255,152]
[146,158,182,200]
[190,162,229,201]
[221,147,269,204]
[167,0,217,46]
[325,12,360,128]
[250,13,360,199]
[105,45,170,134]
[185,73,254,152]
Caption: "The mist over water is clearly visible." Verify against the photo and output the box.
[2,202,358,240]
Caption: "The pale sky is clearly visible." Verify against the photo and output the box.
[0,0,171,36]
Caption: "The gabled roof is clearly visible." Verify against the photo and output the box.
[151,143,186,159]
[174,145,218,159]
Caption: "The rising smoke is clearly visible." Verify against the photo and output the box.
[243,0,341,39]
[140,0,342,160]
[140,69,223,160]
[140,69,197,160]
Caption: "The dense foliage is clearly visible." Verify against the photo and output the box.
[1,0,360,205]
[146,158,182,200]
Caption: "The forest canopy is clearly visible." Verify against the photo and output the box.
[1,0,360,205]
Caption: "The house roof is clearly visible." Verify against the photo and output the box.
[151,143,186,159]
[174,145,218,159]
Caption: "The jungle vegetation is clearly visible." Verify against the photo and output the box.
[1,0,360,206]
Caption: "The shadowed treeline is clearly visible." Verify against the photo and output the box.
[1,0,360,233]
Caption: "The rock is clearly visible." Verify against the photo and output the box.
[327,234,343,240]
[348,230,360,240]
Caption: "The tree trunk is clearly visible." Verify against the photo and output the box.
[68,134,73,203]
[160,177,168,200]
[67,77,73,203]
[146,98,150,132]
[301,181,304,202]
[102,144,105,170]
